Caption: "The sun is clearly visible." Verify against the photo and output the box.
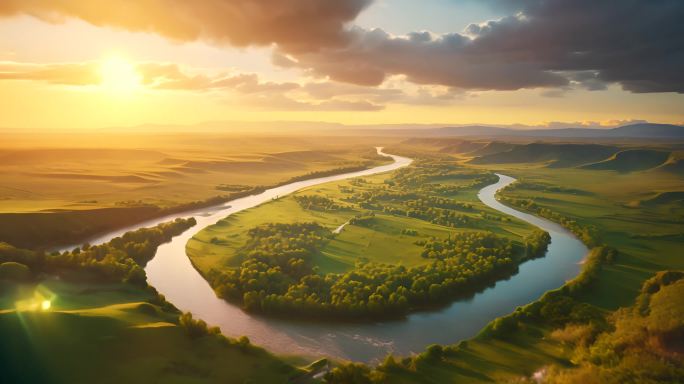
[99,56,142,94]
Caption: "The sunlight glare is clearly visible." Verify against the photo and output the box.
[99,56,142,94]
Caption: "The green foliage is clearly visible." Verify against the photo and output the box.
[421,231,513,260]
[179,312,220,339]
[324,362,372,384]
[0,218,196,285]
[499,194,601,247]
[523,229,551,259]
[294,195,345,211]
[541,271,684,383]
[208,223,522,319]
[349,212,376,226]
[564,246,617,295]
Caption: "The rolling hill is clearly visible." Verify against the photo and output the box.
[581,149,672,172]
[431,123,684,139]
[470,143,619,168]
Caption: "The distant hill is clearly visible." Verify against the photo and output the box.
[432,123,684,139]
[470,143,619,168]
[468,142,516,156]
[581,149,672,173]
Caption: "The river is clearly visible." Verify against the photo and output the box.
[63,149,589,362]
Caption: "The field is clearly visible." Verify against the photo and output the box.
[0,132,394,248]
[477,158,684,309]
[2,135,683,382]
[342,139,684,382]
[0,278,318,383]
[188,164,538,274]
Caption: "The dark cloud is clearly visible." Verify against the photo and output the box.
[279,0,684,92]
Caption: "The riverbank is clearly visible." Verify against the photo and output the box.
[145,153,589,362]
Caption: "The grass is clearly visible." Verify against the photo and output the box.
[0,133,391,212]
[0,132,395,248]
[349,140,684,382]
[0,278,315,384]
[581,149,672,172]
[490,166,684,310]
[187,169,539,277]
[4,138,682,382]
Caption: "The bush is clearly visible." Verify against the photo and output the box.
[324,362,372,384]
[179,312,216,339]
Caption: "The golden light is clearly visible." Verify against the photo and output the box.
[13,285,56,312]
[99,56,142,94]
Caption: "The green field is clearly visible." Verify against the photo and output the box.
[188,166,538,276]
[0,279,316,384]
[2,137,683,383]
[493,166,684,309]
[336,140,684,383]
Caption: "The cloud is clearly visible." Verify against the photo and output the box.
[0,60,386,111]
[3,0,681,93]
[280,0,684,93]
[281,26,569,90]
[0,0,372,52]
[0,61,99,85]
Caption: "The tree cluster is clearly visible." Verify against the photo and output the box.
[294,195,345,211]
[0,218,196,285]
[206,224,524,319]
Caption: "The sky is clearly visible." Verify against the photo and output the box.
[0,0,682,130]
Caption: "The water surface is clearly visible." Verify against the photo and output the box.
[63,153,589,362]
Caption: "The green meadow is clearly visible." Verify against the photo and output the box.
[0,279,314,384]
[1,136,682,383]
[187,167,538,277]
[337,139,684,383]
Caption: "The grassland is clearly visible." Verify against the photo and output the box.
[188,163,538,275]
[491,166,684,309]
[0,132,394,248]
[0,219,323,383]
[0,279,318,384]
[189,167,538,271]
[3,135,683,382]
[335,139,684,383]
[187,157,548,319]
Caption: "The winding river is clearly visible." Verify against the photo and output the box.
[63,149,589,362]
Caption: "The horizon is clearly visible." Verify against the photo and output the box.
[1,119,682,134]
[1,1,683,130]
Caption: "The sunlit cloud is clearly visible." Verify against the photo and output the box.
[0,59,454,111]
[2,1,681,93]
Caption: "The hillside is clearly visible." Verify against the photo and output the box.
[581,149,672,172]
[655,153,684,175]
[431,123,684,139]
[470,143,619,168]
